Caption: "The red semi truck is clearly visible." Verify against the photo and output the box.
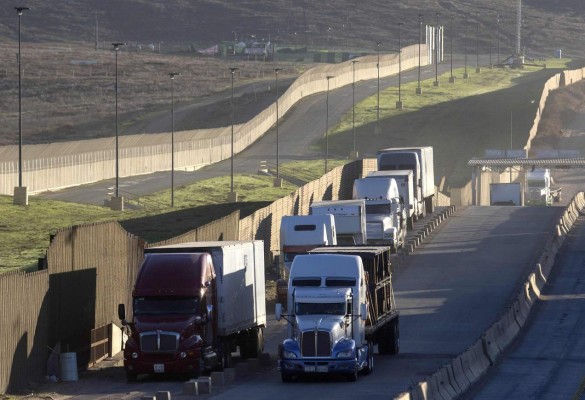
[118,240,266,381]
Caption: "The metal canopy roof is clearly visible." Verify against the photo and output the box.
[468,158,585,167]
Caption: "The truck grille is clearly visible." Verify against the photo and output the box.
[301,331,331,357]
[140,330,180,353]
[366,222,383,239]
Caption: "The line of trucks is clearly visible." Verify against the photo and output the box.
[116,147,435,382]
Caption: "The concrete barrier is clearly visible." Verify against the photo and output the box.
[412,381,429,400]
[223,367,236,383]
[481,323,501,365]
[183,381,198,395]
[451,355,472,394]
[155,392,171,400]
[434,365,459,399]
[493,306,521,353]
[210,371,225,387]
[461,339,490,384]
[196,377,211,394]
[393,391,412,400]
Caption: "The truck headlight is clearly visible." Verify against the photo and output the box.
[336,349,353,358]
[180,352,187,359]
[283,351,297,359]
[131,352,138,359]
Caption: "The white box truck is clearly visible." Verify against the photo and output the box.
[310,199,367,245]
[352,177,406,252]
[525,169,557,206]
[275,248,399,382]
[490,183,523,206]
[367,170,418,229]
[377,147,435,215]
[118,240,266,381]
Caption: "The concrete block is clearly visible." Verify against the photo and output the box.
[235,362,249,379]
[246,358,260,372]
[156,391,171,400]
[196,377,211,394]
[142,397,156,400]
[110,196,124,211]
[13,186,28,206]
[210,371,224,387]
[258,352,272,367]
[183,381,198,395]
[223,367,236,383]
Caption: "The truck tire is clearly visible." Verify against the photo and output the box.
[281,373,294,382]
[126,372,138,382]
[407,216,414,230]
[365,343,374,375]
[346,357,358,382]
[388,318,400,355]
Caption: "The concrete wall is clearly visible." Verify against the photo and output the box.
[0,45,429,195]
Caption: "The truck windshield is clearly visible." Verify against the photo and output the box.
[283,252,304,263]
[527,180,545,188]
[133,297,199,316]
[295,302,346,316]
[366,204,392,214]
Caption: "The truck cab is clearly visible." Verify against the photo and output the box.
[525,168,553,206]
[310,199,367,245]
[276,254,370,382]
[352,177,406,252]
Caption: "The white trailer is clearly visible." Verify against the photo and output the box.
[377,147,435,215]
[490,183,523,206]
[310,199,367,245]
[367,170,418,229]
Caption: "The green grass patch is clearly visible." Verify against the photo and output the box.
[0,159,350,273]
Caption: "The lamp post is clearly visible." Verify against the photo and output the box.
[228,67,239,202]
[111,42,125,210]
[396,22,404,109]
[449,16,455,83]
[463,20,469,79]
[376,41,381,122]
[273,68,283,187]
[13,6,30,206]
[351,61,359,159]
[416,14,423,94]
[168,72,179,207]
[325,75,334,174]
[433,12,440,87]
[496,14,500,65]
[475,19,481,73]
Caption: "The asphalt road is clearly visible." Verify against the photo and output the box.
[468,214,585,400]
[37,62,454,205]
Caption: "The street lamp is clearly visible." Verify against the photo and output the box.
[449,16,455,83]
[325,75,334,174]
[274,68,283,187]
[416,14,423,94]
[496,14,500,65]
[433,12,440,87]
[376,41,381,121]
[228,67,239,202]
[13,6,30,206]
[168,72,180,207]
[396,22,404,109]
[351,61,359,159]
[112,42,126,210]
[463,20,469,79]
[475,19,481,73]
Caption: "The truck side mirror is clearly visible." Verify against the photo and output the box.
[206,304,214,322]
[118,304,126,321]
[360,303,367,321]
[275,303,283,321]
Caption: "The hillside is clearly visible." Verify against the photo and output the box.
[1,0,584,57]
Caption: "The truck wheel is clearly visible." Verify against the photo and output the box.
[281,373,293,383]
[365,343,374,375]
[346,358,358,382]
[407,216,414,230]
[388,318,400,355]
[126,372,138,382]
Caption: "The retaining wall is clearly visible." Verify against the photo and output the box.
[0,45,429,195]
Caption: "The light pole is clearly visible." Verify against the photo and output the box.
[416,14,423,94]
[433,12,440,87]
[449,16,455,83]
[496,14,500,65]
[396,22,404,109]
[228,67,239,202]
[14,6,30,206]
[273,68,283,187]
[325,75,334,174]
[376,41,381,122]
[475,19,481,73]
[351,61,359,159]
[169,72,179,207]
[112,42,125,210]
[463,20,469,79]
